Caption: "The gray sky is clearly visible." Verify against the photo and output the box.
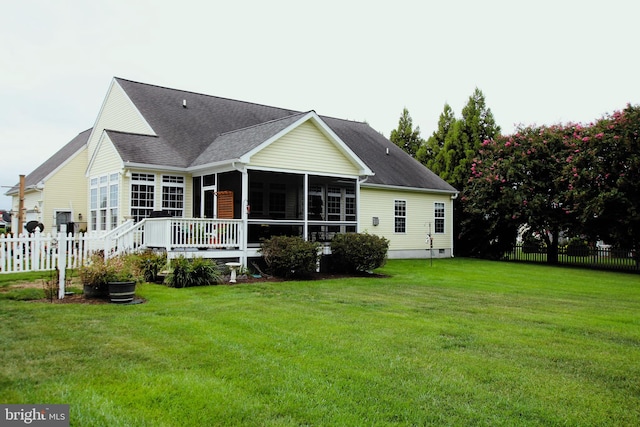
[2,0,639,209]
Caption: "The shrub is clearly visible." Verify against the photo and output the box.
[135,250,167,283]
[166,256,221,288]
[260,236,321,278]
[522,233,544,254]
[566,238,590,257]
[190,257,221,287]
[330,232,389,273]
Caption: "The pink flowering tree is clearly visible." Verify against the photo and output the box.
[569,104,640,257]
[463,124,580,263]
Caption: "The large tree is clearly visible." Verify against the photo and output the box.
[390,108,423,158]
[464,125,579,263]
[570,104,640,254]
[417,103,456,169]
[436,89,500,256]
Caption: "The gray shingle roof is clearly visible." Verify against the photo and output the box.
[5,128,91,195]
[111,78,457,193]
[191,112,308,167]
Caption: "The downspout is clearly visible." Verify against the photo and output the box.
[450,192,459,257]
[357,175,369,233]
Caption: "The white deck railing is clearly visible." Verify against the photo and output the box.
[144,218,243,250]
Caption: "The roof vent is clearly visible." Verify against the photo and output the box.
[182,99,187,108]
[386,147,389,155]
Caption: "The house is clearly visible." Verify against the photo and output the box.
[5,129,91,233]
[8,77,458,263]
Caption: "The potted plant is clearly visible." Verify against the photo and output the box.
[105,254,139,304]
[79,252,109,299]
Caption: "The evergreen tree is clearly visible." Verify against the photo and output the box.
[417,103,456,170]
[390,108,423,158]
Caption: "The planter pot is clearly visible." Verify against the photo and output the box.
[108,281,136,304]
[83,284,108,299]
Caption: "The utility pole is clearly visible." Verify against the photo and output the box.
[18,174,25,235]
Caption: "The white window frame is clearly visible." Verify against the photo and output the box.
[394,200,407,233]
[130,173,155,222]
[161,175,185,217]
[434,202,445,234]
[89,173,119,231]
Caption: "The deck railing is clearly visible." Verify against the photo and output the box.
[144,218,243,250]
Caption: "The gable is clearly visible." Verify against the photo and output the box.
[249,120,363,176]
[87,79,154,160]
[87,133,124,177]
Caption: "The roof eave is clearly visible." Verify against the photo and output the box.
[361,182,459,196]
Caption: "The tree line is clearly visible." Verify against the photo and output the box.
[390,92,640,264]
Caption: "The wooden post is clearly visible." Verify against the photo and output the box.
[18,174,25,235]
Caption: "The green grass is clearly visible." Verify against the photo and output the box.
[1,258,639,426]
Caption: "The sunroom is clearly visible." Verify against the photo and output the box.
[192,167,358,246]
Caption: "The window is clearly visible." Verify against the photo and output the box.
[345,187,356,222]
[435,202,445,234]
[131,173,155,222]
[162,175,184,217]
[394,200,406,233]
[327,186,341,222]
[109,173,119,229]
[90,173,119,231]
[90,180,98,231]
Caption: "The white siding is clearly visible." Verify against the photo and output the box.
[360,187,454,257]
[87,81,154,158]
[251,121,361,175]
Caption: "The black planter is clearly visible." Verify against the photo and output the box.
[83,283,108,299]
[108,281,136,304]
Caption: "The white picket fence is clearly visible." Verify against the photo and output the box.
[0,231,106,275]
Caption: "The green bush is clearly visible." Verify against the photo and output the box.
[166,256,221,288]
[135,250,167,283]
[329,232,389,274]
[522,233,544,253]
[260,236,321,278]
[566,238,590,257]
[190,257,221,287]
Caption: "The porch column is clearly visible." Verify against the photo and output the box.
[303,174,309,241]
[240,167,249,266]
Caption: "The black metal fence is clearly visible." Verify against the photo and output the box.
[504,245,640,273]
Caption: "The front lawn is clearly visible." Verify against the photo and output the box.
[1,259,638,426]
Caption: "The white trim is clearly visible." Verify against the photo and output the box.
[86,79,156,146]
[394,199,407,234]
[239,111,373,176]
[362,182,458,196]
[247,165,359,180]
[122,161,187,173]
[187,159,243,173]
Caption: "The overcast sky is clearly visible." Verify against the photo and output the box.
[2,0,639,209]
